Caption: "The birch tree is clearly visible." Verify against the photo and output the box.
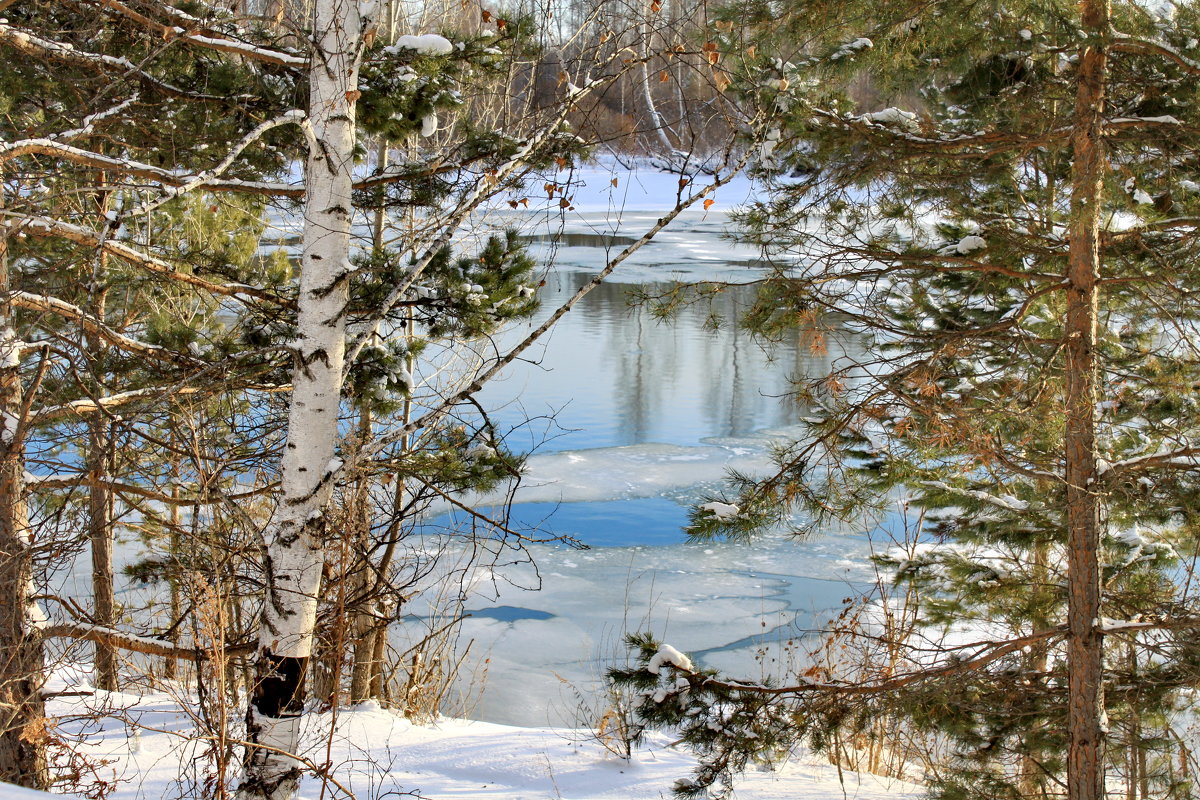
[0,0,753,792]
[236,0,360,794]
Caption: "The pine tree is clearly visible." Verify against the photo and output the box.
[614,1,1200,798]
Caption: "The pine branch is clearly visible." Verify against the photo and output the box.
[4,215,293,308]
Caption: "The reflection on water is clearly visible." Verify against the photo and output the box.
[521,232,642,248]
[482,267,855,454]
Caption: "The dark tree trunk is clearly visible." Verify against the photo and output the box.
[88,414,117,691]
[0,176,47,789]
[1065,2,1110,800]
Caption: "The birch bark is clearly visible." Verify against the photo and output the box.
[239,1,363,797]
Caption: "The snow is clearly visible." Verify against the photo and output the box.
[0,783,52,798]
[388,34,455,55]
[920,480,1030,511]
[420,112,438,137]
[859,108,920,134]
[37,678,921,800]
[830,37,873,60]
[699,500,741,519]
[0,326,22,368]
[954,234,986,254]
[647,643,695,674]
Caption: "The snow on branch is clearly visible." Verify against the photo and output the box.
[122,110,305,218]
[0,22,257,103]
[647,644,694,674]
[39,621,255,659]
[12,292,204,368]
[52,95,141,142]
[918,480,1031,511]
[5,216,294,308]
[1099,444,1200,477]
[1,139,192,176]
[92,0,307,68]
[1113,32,1200,75]
[0,137,306,199]
[697,628,1064,697]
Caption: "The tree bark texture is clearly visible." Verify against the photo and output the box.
[0,181,47,789]
[88,407,117,692]
[239,1,361,797]
[1065,3,1110,800]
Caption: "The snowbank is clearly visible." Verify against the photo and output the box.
[40,677,921,800]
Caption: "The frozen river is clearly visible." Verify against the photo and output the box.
[51,163,882,728]
[414,176,882,727]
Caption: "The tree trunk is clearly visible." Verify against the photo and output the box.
[349,142,388,705]
[639,17,674,155]
[1065,3,1109,800]
[0,175,47,789]
[87,185,117,693]
[239,2,362,797]
[164,485,182,681]
[88,414,117,691]
[349,405,375,703]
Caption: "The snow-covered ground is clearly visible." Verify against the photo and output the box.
[25,670,922,800]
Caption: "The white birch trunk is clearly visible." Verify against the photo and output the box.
[239,1,363,797]
[639,17,675,156]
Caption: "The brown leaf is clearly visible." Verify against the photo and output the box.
[482,8,493,21]
[650,0,662,11]
[611,177,619,187]
[703,198,715,210]
[559,197,572,208]
[345,89,362,103]
[747,44,757,59]
[659,70,670,83]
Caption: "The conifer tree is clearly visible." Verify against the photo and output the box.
[614,1,1200,799]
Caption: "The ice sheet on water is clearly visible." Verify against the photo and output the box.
[435,434,800,512]
[426,530,877,726]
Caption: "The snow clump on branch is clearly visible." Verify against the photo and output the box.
[830,37,873,60]
[698,501,740,520]
[647,644,693,675]
[386,34,454,56]
[858,107,920,133]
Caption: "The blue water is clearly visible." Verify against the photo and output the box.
[468,267,829,454]
[422,497,695,548]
